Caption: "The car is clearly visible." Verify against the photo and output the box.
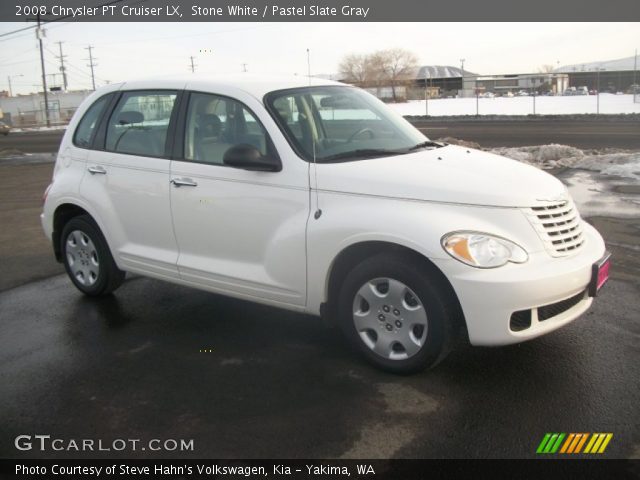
[0,120,10,135]
[41,75,610,373]
[516,90,529,96]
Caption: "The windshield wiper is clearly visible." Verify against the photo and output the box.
[405,141,443,152]
[320,149,403,162]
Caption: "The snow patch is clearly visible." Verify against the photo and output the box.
[489,144,640,179]
[389,94,640,116]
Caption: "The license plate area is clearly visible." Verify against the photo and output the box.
[589,252,611,297]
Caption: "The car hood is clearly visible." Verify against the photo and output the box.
[316,145,568,208]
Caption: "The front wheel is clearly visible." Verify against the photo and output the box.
[61,215,125,296]
[338,253,456,373]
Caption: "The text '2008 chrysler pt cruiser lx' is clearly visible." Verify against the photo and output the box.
[41,75,610,372]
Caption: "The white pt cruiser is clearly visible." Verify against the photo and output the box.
[42,76,610,373]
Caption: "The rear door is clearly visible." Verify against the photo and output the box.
[80,89,182,280]
[169,91,309,307]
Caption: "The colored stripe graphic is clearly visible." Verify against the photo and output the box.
[574,433,588,453]
[537,433,552,453]
[537,433,613,454]
[560,433,575,453]
[537,433,565,454]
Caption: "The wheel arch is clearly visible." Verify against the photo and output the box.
[52,203,93,262]
[322,240,467,340]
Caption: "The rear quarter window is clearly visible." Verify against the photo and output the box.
[73,95,111,148]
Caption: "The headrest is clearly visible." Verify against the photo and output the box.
[118,111,144,125]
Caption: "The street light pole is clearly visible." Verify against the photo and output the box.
[634,48,638,103]
[424,70,429,116]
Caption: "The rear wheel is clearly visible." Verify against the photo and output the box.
[338,253,456,373]
[61,215,125,296]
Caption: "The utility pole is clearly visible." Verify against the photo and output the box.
[241,63,248,73]
[85,45,97,90]
[36,13,50,127]
[460,58,465,74]
[189,56,197,73]
[56,41,68,90]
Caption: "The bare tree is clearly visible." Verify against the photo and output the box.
[538,64,555,73]
[338,54,371,86]
[374,48,418,102]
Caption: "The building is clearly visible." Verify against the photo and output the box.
[0,90,92,126]
[413,65,477,97]
[554,55,639,92]
[473,73,569,96]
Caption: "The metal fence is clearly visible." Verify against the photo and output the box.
[5,107,78,128]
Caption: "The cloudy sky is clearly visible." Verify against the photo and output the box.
[1,22,638,95]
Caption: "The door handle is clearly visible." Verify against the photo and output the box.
[170,177,198,187]
[87,165,106,175]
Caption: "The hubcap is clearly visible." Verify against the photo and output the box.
[352,277,428,360]
[65,230,99,286]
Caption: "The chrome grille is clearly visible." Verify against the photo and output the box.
[526,200,584,256]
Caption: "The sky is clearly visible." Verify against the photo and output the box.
[0,22,638,95]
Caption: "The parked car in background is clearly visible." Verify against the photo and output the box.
[0,121,10,135]
[589,90,598,95]
[516,90,529,96]
[41,75,610,373]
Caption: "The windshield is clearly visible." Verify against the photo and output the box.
[265,86,435,163]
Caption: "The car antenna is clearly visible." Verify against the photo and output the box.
[308,48,322,220]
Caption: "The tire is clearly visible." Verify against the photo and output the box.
[60,214,125,296]
[337,252,456,373]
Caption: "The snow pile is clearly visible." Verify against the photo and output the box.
[489,144,640,179]
[577,152,640,180]
[490,144,584,169]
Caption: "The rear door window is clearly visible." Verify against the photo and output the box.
[105,91,178,157]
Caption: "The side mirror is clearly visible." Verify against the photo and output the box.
[223,144,281,172]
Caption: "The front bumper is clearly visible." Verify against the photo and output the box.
[433,221,606,346]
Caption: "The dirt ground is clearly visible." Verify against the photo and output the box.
[0,162,62,291]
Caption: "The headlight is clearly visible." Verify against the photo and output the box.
[441,231,528,268]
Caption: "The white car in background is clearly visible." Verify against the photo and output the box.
[41,75,610,373]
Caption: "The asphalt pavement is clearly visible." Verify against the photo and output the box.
[0,127,638,460]
[2,118,640,153]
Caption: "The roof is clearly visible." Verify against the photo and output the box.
[415,65,478,79]
[101,74,345,100]
[554,55,639,73]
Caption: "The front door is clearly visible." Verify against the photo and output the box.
[169,92,308,307]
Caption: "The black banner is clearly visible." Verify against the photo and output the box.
[2,459,640,479]
[1,0,640,22]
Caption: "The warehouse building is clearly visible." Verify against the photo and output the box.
[554,55,639,93]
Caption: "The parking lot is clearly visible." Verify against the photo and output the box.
[1,128,639,459]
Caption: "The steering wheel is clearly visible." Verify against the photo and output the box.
[347,127,376,143]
